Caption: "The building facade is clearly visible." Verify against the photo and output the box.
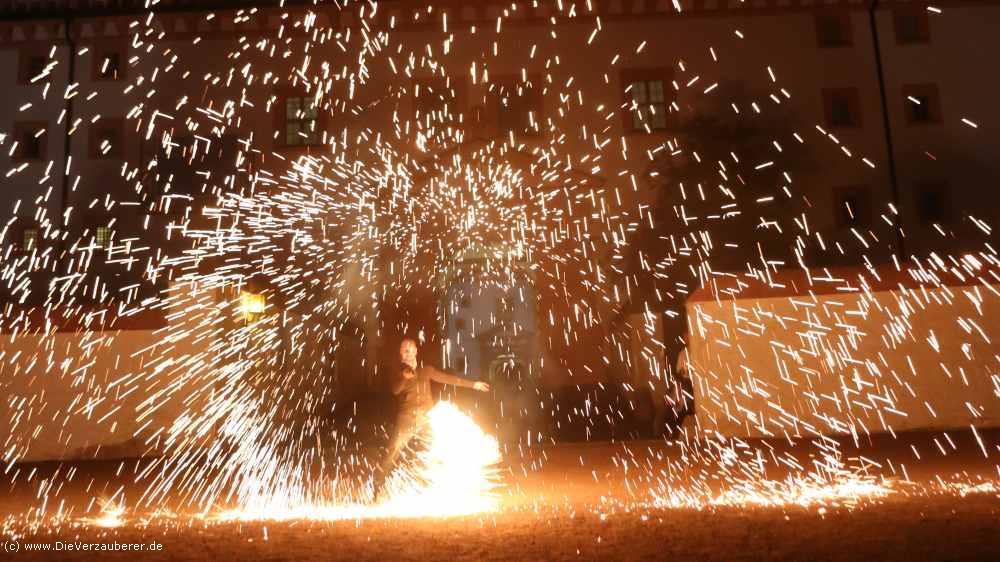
[0,0,998,457]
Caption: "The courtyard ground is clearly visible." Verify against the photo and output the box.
[4,429,1000,561]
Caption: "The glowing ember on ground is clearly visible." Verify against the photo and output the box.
[654,474,895,510]
[86,504,127,529]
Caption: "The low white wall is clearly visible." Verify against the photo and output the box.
[1,282,215,462]
[686,281,1000,439]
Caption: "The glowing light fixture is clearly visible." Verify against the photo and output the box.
[239,290,266,322]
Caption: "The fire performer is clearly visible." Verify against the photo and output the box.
[652,335,696,438]
[373,337,490,500]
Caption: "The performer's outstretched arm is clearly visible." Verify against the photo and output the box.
[427,366,490,392]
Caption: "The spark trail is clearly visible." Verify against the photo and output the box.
[0,0,996,526]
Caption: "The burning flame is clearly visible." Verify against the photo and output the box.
[217,401,502,521]
[84,502,127,528]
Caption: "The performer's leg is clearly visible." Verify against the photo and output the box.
[374,412,423,500]
[380,416,419,475]
[652,401,667,438]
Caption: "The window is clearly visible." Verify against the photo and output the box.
[18,50,48,85]
[12,122,46,160]
[98,53,121,79]
[894,9,930,44]
[902,84,942,125]
[283,95,321,146]
[833,186,872,228]
[96,226,113,249]
[412,77,463,124]
[455,317,467,331]
[21,227,39,252]
[909,96,931,123]
[823,88,862,128]
[496,79,543,136]
[90,118,125,158]
[92,46,126,81]
[496,295,514,323]
[831,98,852,126]
[915,182,951,224]
[815,13,852,47]
[622,69,673,132]
[20,130,43,160]
[413,79,447,118]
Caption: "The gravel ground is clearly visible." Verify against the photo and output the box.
[6,494,1000,562]
[5,432,1000,561]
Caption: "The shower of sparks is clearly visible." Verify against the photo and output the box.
[216,401,502,521]
[0,0,997,531]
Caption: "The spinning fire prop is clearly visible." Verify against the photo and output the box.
[217,401,503,522]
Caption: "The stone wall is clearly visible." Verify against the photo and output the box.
[1,282,215,462]
[685,269,1000,438]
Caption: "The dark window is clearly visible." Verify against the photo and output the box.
[283,96,320,146]
[93,48,126,81]
[626,79,668,131]
[412,78,463,123]
[497,81,542,136]
[22,228,39,252]
[833,186,872,228]
[815,13,852,47]
[831,98,852,126]
[21,130,42,159]
[915,182,951,224]
[496,295,515,323]
[902,84,941,125]
[823,88,861,128]
[910,96,931,122]
[13,123,45,160]
[455,317,467,331]
[18,49,48,85]
[96,226,113,249]
[894,9,930,44]
[98,53,120,79]
[25,56,46,82]
[622,68,673,133]
[96,129,119,156]
[90,119,125,159]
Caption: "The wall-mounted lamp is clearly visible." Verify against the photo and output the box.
[238,290,266,322]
